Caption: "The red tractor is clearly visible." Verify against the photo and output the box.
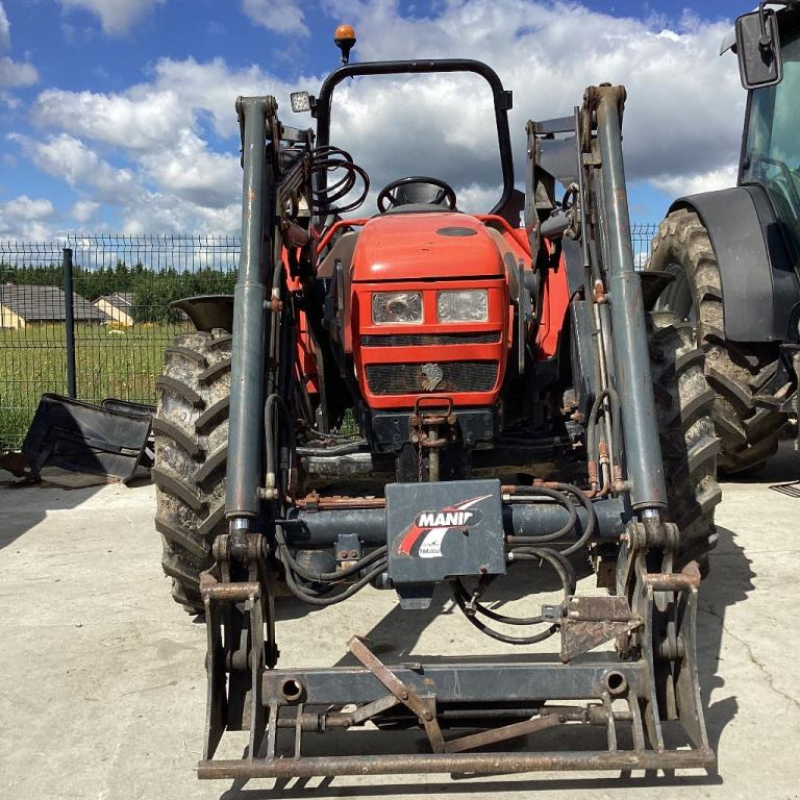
[153,31,720,785]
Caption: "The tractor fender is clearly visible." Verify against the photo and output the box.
[669,186,800,343]
[170,294,234,332]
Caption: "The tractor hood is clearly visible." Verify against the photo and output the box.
[351,212,505,282]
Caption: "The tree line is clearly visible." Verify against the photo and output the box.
[0,259,237,323]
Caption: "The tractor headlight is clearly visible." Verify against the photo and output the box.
[372,291,423,325]
[437,289,488,323]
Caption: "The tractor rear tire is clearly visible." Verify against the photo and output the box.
[646,208,787,474]
[152,328,232,612]
[649,311,722,567]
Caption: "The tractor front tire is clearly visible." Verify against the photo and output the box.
[649,312,722,567]
[646,208,787,474]
[152,329,232,612]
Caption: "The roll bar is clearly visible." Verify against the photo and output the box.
[313,59,515,215]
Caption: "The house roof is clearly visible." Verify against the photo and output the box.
[95,292,133,312]
[0,283,106,322]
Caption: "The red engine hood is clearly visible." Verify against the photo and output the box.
[350,211,504,282]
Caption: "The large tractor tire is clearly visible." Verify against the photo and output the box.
[152,329,232,611]
[646,208,787,474]
[649,311,722,566]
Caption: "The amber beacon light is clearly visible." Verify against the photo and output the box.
[334,24,357,64]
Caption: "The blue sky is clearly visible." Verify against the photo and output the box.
[0,0,744,238]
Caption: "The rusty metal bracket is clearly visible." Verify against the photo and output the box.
[443,713,563,753]
[559,596,641,663]
[348,636,445,752]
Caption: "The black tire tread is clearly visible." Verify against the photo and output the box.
[153,329,231,611]
[155,375,205,409]
[199,358,231,384]
[646,208,787,474]
[648,312,722,560]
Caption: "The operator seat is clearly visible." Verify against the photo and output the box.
[382,180,457,215]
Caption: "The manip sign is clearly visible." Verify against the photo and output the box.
[396,495,491,558]
[386,480,506,604]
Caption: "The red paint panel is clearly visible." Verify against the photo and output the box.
[535,251,570,359]
[351,212,505,282]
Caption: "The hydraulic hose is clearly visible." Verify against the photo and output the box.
[585,387,622,493]
[501,485,578,543]
[264,393,296,498]
[451,547,575,645]
[503,483,596,556]
[550,482,596,557]
[280,549,387,606]
[310,146,370,215]
[275,527,387,583]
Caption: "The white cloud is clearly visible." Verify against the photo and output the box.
[32,86,185,151]
[8,133,138,202]
[21,57,293,232]
[3,195,54,220]
[242,0,308,37]
[120,195,241,236]
[138,129,240,208]
[57,0,164,35]
[0,3,10,50]
[0,194,56,240]
[314,0,743,200]
[0,56,38,86]
[0,2,38,88]
[71,199,100,223]
[651,164,739,198]
[13,1,748,233]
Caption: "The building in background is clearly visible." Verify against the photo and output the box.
[0,284,106,329]
[93,292,134,326]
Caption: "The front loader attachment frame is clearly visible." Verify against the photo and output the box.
[198,81,715,783]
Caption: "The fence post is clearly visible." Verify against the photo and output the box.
[62,247,77,399]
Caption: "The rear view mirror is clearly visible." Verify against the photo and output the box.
[735,8,783,90]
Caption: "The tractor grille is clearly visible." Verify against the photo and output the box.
[365,361,499,395]
[361,332,500,347]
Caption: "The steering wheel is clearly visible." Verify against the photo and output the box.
[377,176,458,213]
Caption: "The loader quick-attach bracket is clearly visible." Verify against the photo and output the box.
[198,546,714,779]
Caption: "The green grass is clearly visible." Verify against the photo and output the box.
[0,323,186,451]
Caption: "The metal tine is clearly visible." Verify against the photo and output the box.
[266,702,279,761]
[602,692,618,752]
[294,704,304,760]
[628,695,647,753]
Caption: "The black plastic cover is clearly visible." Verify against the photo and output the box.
[22,394,153,482]
[672,186,799,342]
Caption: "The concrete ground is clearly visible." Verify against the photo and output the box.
[1,447,799,800]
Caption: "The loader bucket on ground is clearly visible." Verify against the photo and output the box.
[22,394,153,483]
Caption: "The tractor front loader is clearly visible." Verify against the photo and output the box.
[152,41,720,785]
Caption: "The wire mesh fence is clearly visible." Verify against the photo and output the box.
[0,235,240,450]
[0,225,660,451]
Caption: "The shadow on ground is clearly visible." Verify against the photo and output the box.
[726,439,800,485]
[0,469,122,551]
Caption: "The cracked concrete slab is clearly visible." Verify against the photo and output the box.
[1,446,799,800]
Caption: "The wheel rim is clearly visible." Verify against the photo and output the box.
[654,263,697,325]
